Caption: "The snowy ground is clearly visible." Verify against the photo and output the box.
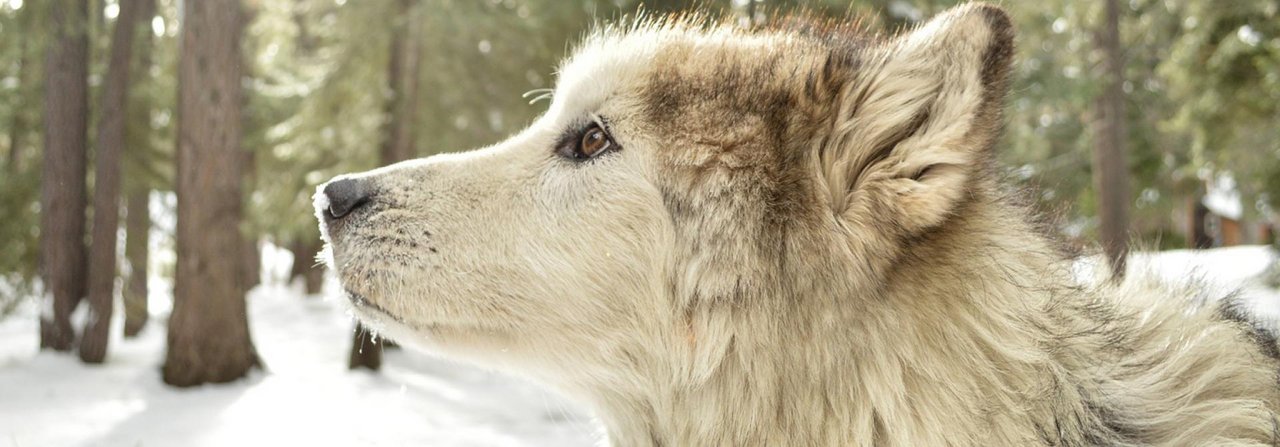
[1128,245,1280,324]
[0,245,1277,447]
[0,246,601,447]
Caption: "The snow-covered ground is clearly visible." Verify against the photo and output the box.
[0,245,1277,447]
[0,246,602,447]
[1128,245,1280,324]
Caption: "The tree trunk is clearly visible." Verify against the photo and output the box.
[348,324,383,370]
[304,263,324,295]
[93,0,106,31]
[242,237,260,292]
[122,0,158,339]
[289,238,323,295]
[81,0,150,364]
[394,1,422,161]
[163,0,260,386]
[40,0,91,352]
[123,190,149,337]
[1090,0,1130,278]
[1190,193,1213,249]
[378,0,422,164]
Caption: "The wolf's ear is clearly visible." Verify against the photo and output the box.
[817,3,1014,233]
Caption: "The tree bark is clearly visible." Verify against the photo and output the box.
[163,0,260,386]
[122,0,157,339]
[348,324,383,370]
[242,237,260,292]
[40,0,91,352]
[81,0,150,364]
[394,1,422,161]
[94,0,106,31]
[1090,0,1130,278]
[289,237,323,295]
[377,0,422,165]
[1190,193,1213,249]
[304,261,324,295]
[123,190,149,337]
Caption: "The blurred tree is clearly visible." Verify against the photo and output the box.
[1090,0,1130,276]
[5,1,34,172]
[123,191,150,336]
[163,0,260,386]
[1159,0,1280,215]
[288,238,323,294]
[1191,198,1213,248]
[244,0,373,281]
[81,0,155,362]
[122,0,161,338]
[348,324,383,370]
[245,0,328,295]
[120,0,176,335]
[380,0,422,163]
[0,1,48,317]
[1008,0,1278,250]
[999,0,1175,249]
[40,0,91,352]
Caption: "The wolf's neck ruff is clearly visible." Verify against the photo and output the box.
[592,184,1277,446]
[588,186,1059,446]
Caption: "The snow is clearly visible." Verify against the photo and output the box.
[1129,246,1280,325]
[1,245,1278,447]
[0,261,601,447]
[1203,174,1244,220]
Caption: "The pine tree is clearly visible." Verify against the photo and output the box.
[40,0,91,352]
[163,0,260,386]
[122,0,160,338]
[81,0,155,364]
[1090,0,1130,276]
[123,190,150,337]
[289,237,324,295]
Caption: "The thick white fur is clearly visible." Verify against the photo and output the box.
[317,4,1280,446]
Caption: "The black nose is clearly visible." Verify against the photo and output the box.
[323,178,372,219]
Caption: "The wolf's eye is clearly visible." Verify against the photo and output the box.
[558,122,617,160]
[580,126,612,157]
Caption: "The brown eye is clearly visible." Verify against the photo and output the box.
[578,124,613,158]
[555,121,620,161]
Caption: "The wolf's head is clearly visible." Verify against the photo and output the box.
[316,3,1013,388]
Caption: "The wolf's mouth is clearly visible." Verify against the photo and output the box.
[344,289,458,340]
[345,289,406,324]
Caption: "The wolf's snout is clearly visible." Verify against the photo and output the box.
[323,178,372,219]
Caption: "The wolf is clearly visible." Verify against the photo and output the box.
[314,3,1280,445]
